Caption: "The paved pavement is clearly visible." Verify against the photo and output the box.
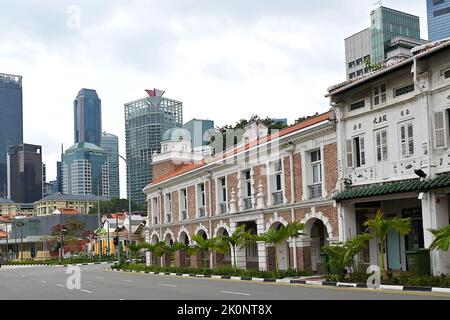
[1,264,450,300]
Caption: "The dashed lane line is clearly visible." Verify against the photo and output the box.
[220,291,251,296]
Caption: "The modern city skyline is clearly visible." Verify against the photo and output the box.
[427,0,450,41]
[0,73,23,199]
[345,6,425,79]
[183,118,214,148]
[101,131,120,199]
[62,142,109,197]
[125,89,183,205]
[74,88,102,147]
[7,143,42,203]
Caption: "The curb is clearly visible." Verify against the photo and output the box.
[107,268,450,295]
[3,261,114,268]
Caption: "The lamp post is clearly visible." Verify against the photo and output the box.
[59,226,67,264]
[119,154,132,264]
[97,178,102,263]
[16,221,25,262]
[5,221,9,264]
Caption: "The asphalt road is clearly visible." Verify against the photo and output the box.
[1,264,449,300]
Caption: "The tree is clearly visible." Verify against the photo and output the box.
[88,198,146,214]
[187,235,220,268]
[364,57,383,72]
[253,222,305,275]
[294,112,319,124]
[216,225,252,270]
[363,210,411,275]
[428,225,450,251]
[322,233,372,279]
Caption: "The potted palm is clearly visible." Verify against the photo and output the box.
[216,225,251,271]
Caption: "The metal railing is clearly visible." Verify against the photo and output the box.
[219,203,227,214]
[272,191,283,205]
[198,207,206,217]
[308,184,322,200]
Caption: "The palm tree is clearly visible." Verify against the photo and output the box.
[322,233,372,278]
[216,225,251,270]
[428,225,450,251]
[253,222,305,276]
[363,210,411,275]
[188,234,219,268]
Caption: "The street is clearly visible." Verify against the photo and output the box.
[1,264,449,300]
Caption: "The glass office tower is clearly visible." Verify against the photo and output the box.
[371,6,421,64]
[0,73,23,198]
[427,0,450,41]
[101,132,120,199]
[125,90,183,205]
[74,89,102,147]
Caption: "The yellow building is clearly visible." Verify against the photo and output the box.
[0,198,18,216]
[34,194,108,215]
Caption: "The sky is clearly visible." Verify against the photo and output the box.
[0,0,428,198]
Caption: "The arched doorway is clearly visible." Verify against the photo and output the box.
[178,231,190,267]
[196,230,209,268]
[309,219,329,272]
[215,228,231,267]
[150,234,160,266]
[271,222,290,271]
[164,233,174,267]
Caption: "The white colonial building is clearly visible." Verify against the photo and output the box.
[328,39,450,275]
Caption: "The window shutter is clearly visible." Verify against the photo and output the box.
[407,123,414,155]
[376,132,382,162]
[434,111,447,148]
[359,137,365,166]
[381,130,388,161]
[400,125,407,157]
[346,140,353,168]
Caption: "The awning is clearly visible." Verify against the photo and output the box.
[334,174,450,202]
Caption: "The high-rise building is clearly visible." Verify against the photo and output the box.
[0,73,23,198]
[427,0,450,41]
[7,144,42,203]
[345,6,426,79]
[62,142,109,197]
[101,131,120,199]
[125,89,183,205]
[183,119,214,148]
[74,89,102,147]
[56,161,62,193]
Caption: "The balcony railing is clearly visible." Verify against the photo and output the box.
[153,216,158,225]
[219,203,227,214]
[166,214,172,223]
[181,209,187,221]
[243,197,252,210]
[272,191,283,205]
[198,207,206,217]
[308,184,322,200]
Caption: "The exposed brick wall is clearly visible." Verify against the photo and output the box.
[172,190,179,222]
[317,205,339,237]
[297,246,311,271]
[227,173,238,212]
[263,211,292,228]
[187,185,196,220]
[253,164,268,206]
[153,161,186,182]
[266,246,276,272]
[324,143,338,196]
[283,156,292,204]
[293,153,303,202]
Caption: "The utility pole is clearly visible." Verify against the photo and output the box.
[119,155,132,264]
[97,181,102,263]
[16,221,25,262]
[116,214,121,262]
[5,221,9,264]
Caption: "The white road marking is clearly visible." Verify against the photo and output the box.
[41,280,47,283]
[56,284,65,287]
[81,289,93,294]
[159,284,177,288]
[122,279,133,282]
[29,278,35,281]
[220,291,251,296]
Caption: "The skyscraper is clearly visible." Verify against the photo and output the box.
[183,119,214,148]
[101,131,120,199]
[62,142,109,197]
[74,89,102,147]
[7,144,42,203]
[0,73,23,198]
[345,6,425,79]
[427,0,450,41]
[125,89,183,205]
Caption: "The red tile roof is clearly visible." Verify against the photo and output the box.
[59,208,81,215]
[149,111,332,186]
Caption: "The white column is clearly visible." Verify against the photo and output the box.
[230,221,246,269]
[256,216,267,271]
[422,191,450,276]
[337,202,357,243]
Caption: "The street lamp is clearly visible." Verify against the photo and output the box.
[118,154,132,264]
[16,221,25,262]
[59,226,67,264]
